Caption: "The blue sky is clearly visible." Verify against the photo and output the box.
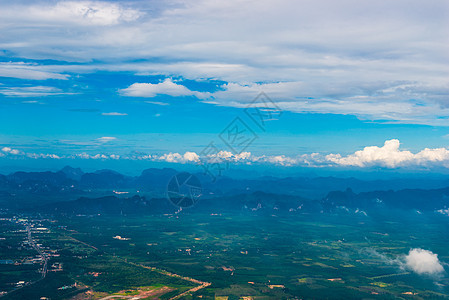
[0,0,449,174]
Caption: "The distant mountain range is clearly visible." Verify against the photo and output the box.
[323,187,449,211]
[34,191,315,215]
[32,187,449,216]
[1,166,449,215]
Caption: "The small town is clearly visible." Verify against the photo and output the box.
[0,215,73,298]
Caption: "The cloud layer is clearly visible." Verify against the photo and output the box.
[3,139,449,170]
[0,0,448,124]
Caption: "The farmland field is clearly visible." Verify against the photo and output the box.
[2,209,447,299]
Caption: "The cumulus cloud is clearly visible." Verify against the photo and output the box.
[120,78,210,99]
[326,139,449,168]
[2,147,22,155]
[74,153,120,160]
[3,139,449,169]
[259,155,299,166]
[1,147,21,155]
[404,248,444,275]
[365,248,445,276]
[437,208,449,216]
[151,151,200,164]
[26,153,61,159]
[326,139,410,168]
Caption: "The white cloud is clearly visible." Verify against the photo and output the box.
[1,147,21,155]
[96,136,117,142]
[122,79,449,125]
[154,151,200,164]
[120,78,210,99]
[145,101,170,106]
[101,112,128,116]
[26,153,61,159]
[207,81,449,125]
[1,0,447,124]
[3,139,449,169]
[0,86,69,97]
[0,62,69,80]
[437,208,449,216]
[405,248,444,275]
[365,248,445,276]
[263,155,299,166]
[326,139,449,168]
[326,139,412,168]
[74,153,119,160]
[3,1,141,26]
[183,151,200,162]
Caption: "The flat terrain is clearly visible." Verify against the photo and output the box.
[0,215,197,300]
[1,210,449,299]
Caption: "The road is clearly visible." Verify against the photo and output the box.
[126,261,211,300]
[27,224,49,279]
[2,223,210,299]
[99,296,139,300]
[168,281,211,300]
[0,222,49,298]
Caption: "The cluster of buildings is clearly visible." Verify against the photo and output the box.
[0,215,63,295]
